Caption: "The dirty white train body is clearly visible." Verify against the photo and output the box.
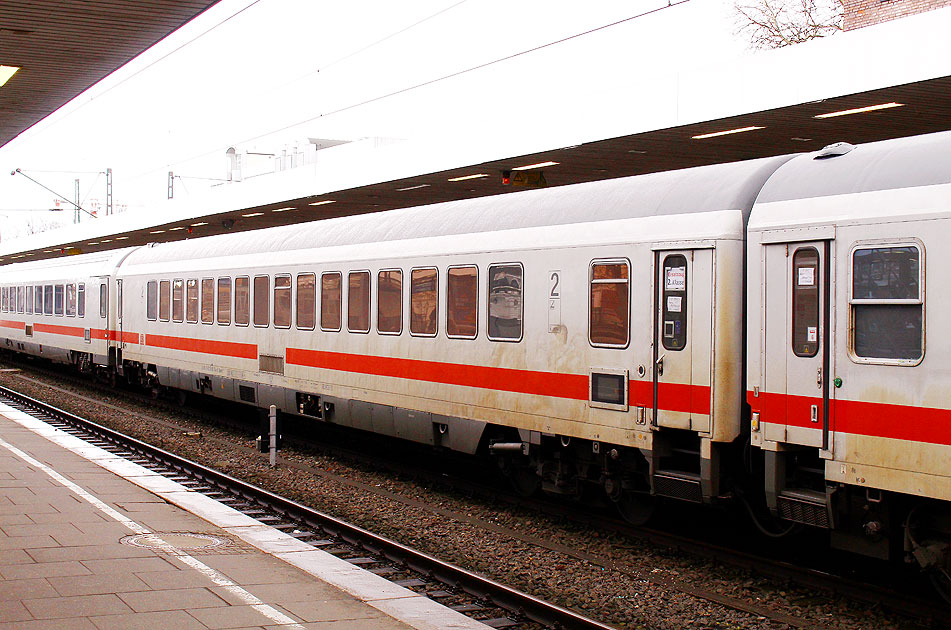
[2,131,950,588]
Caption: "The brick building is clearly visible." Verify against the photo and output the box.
[844,0,951,30]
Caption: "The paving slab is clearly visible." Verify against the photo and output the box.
[0,403,490,630]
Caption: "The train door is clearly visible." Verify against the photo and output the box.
[117,279,125,351]
[762,240,833,450]
[652,248,713,432]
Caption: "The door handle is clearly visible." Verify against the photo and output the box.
[817,367,822,389]
[656,354,665,377]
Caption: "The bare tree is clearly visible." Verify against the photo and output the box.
[734,0,843,49]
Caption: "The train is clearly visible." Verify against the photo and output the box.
[1,130,950,596]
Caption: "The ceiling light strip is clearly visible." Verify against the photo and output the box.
[813,102,904,119]
[692,126,765,140]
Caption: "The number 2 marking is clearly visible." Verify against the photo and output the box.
[550,272,560,298]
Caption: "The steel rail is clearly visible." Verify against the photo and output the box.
[0,384,616,630]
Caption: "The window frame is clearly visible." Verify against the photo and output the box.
[253,275,270,328]
[376,269,403,336]
[172,279,185,323]
[273,274,292,329]
[78,283,85,318]
[201,278,215,325]
[410,267,439,338]
[347,270,371,334]
[486,262,523,343]
[588,258,631,349]
[848,239,925,366]
[65,283,76,317]
[186,279,200,323]
[54,285,65,316]
[446,264,479,340]
[147,281,158,321]
[217,277,232,326]
[234,276,251,327]
[320,271,342,332]
[25,286,33,315]
[296,273,316,330]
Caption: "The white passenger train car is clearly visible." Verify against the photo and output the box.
[112,156,788,515]
[0,248,133,373]
[747,133,951,566]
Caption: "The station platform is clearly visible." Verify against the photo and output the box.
[0,403,488,629]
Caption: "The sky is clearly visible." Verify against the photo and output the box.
[0,0,752,239]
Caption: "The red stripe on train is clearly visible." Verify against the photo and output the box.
[286,348,590,399]
[144,334,257,359]
[0,320,25,330]
[749,390,951,446]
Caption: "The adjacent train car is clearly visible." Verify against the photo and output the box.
[0,248,134,374]
[746,133,951,576]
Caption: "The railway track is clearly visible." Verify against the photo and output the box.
[0,382,615,630]
[2,362,949,629]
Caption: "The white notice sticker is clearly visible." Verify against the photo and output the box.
[667,296,683,313]
[665,267,686,291]
[807,326,818,343]
[798,267,815,287]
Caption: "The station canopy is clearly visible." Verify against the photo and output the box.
[3,6,951,263]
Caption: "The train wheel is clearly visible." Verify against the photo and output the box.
[615,491,656,526]
[929,568,951,605]
[508,465,540,497]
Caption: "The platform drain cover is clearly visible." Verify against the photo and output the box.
[121,532,227,550]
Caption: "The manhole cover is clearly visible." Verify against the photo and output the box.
[122,532,228,550]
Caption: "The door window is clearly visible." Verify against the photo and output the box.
[792,248,820,357]
[661,255,687,351]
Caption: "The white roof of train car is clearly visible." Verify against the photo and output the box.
[750,130,951,231]
[120,156,791,268]
[0,247,137,283]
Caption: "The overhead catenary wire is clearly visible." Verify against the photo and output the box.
[128,0,691,184]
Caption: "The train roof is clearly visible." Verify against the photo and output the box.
[121,155,792,266]
[0,247,137,283]
[754,130,951,205]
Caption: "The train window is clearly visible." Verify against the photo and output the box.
[201,279,214,324]
[100,284,108,319]
[54,285,64,316]
[377,269,402,335]
[274,275,291,329]
[348,271,370,333]
[44,285,54,315]
[447,266,478,339]
[1,286,6,311]
[487,264,522,341]
[66,284,76,316]
[235,276,250,326]
[253,276,269,327]
[792,248,819,358]
[296,274,316,330]
[78,283,85,318]
[159,280,170,321]
[147,281,158,320]
[172,279,185,323]
[321,272,341,331]
[186,279,199,323]
[590,261,630,348]
[410,268,438,336]
[660,256,687,351]
[25,286,33,315]
[34,286,42,315]
[217,278,232,325]
[851,245,923,362]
